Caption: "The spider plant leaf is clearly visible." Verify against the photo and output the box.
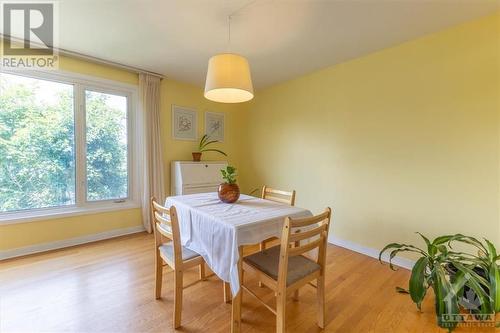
[416,232,435,257]
[198,134,209,150]
[484,239,497,261]
[438,245,448,255]
[200,140,219,149]
[447,251,482,258]
[405,245,429,256]
[200,148,227,156]
[396,286,410,294]
[489,263,500,312]
[454,269,492,314]
[451,271,467,310]
[409,256,429,311]
[201,134,208,145]
[379,243,404,262]
[417,232,431,247]
[432,235,455,246]
[385,247,426,271]
[447,253,488,267]
[447,250,488,261]
[388,249,400,271]
[448,235,487,253]
[379,243,426,264]
[450,261,491,289]
[466,276,493,314]
[200,140,219,150]
[432,265,459,330]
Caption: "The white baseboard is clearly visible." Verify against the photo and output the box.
[1,226,413,269]
[0,225,146,261]
[328,235,415,270]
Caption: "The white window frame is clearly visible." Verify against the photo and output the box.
[0,69,141,225]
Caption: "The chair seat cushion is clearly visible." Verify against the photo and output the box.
[159,243,200,262]
[244,245,320,286]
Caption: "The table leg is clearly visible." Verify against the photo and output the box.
[231,246,243,333]
[224,282,231,303]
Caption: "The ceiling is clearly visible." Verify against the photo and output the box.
[8,0,500,89]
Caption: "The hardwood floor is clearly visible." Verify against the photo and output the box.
[0,233,495,332]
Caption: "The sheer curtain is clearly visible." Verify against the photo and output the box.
[139,73,166,232]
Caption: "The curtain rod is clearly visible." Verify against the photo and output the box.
[1,34,165,79]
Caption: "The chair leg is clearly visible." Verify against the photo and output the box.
[317,275,326,328]
[155,251,163,299]
[293,238,301,302]
[258,241,265,287]
[173,270,183,329]
[276,292,287,333]
[199,262,206,281]
[224,282,231,303]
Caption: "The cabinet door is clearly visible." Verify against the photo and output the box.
[180,163,226,185]
[182,185,219,194]
[204,163,226,183]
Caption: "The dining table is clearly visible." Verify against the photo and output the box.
[165,192,312,332]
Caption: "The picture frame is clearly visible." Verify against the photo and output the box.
[205,111,225,142]
[172,105,197,141]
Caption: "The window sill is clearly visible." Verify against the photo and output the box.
[0,202,141,226]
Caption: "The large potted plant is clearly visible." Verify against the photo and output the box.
[379,233,500,331]
[192,134,227,162]
[218,166,240,203]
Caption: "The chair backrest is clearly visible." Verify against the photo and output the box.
[150,197,182,264]
[261,185,296,206]
[277,208,332,288]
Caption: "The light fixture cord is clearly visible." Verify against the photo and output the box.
[228,15,232,51]
[227,0,259,51]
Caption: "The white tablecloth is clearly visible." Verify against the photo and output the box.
[165,192,312,295]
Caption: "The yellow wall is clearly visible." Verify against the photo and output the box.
[0,56,242,251]
[159,79,243,193]
[0,209,141,250]
[59,57,139,85]
[238,13,500,251]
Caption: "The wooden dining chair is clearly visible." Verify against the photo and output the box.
[240,208,332,333]
[261,185,296,206]
[259,186,296,251]
[256,185,297,288]
[151,197,206,329]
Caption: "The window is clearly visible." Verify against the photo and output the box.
[0,70,137,220]
[0,73,75,211]
[85,90,128,201]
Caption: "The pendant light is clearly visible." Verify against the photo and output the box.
[204,12,254,103]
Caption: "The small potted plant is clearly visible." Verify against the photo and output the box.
[218,166,240,203]
[192,134,227,162]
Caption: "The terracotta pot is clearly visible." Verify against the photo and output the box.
[218,183,240,203]
[192,152,202,162]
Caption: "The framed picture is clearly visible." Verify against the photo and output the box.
[172,105,197,141]
[205,112,225,142]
